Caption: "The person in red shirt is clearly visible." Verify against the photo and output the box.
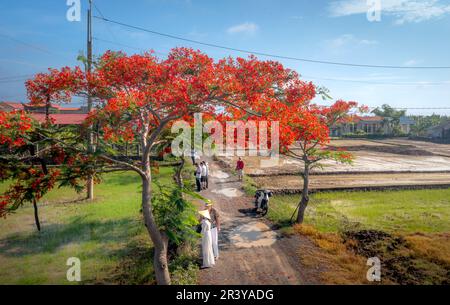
[236,157,244,181]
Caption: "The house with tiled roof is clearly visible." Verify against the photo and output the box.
[330,115,415,137]
[30,113,88,125]
[399,116,416,134]
[427,121,450,141]
[330,115,388,136]
[0,101,25,112]
[0,101,88,125]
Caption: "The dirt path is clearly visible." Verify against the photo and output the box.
[198,157,321,285]
[253,172,450,193]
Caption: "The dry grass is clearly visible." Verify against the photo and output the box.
[295,224,450,285]
[405,233,450,265]
[294,224,369,284]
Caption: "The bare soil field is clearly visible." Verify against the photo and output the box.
[253,173,450,192]
[220,139,450,175]
[219,139,450,191]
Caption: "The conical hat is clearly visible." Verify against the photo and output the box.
[198,209,211,220]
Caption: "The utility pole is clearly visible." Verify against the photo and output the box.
[86,0,94,200]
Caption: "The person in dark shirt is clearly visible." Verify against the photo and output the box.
[194,163,202,192]
[236,157,244,181]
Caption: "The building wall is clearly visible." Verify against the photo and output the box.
[400,124,411,134]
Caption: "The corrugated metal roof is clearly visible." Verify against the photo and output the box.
[399,116,415,125]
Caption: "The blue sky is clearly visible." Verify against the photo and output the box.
[1,0,450,115]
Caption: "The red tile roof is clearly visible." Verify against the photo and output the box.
[1,102,24,109]
[31,113,88,125]
[25,103,61,109]
[60,107,82,111]
[355,115,384,122]
[2,102,82,113]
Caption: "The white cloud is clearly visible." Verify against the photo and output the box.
[226,22,259,35]
[403,59,422,66]
[327,34,378,48]
[328,0,450,24]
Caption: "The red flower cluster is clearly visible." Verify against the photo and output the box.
[0,168,60,217]
[0,110,33,148]
[26,67,84,106]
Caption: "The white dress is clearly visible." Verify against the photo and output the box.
[201,218,215,268]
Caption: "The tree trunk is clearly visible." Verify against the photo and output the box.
[141,173,171,285]
[296,162,310,224]
[86,176,94,201]
[45,95,50,123]
[173,157,185,188]
[33,199,41,231]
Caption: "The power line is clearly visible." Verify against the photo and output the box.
[94,16,450,70]
[93,2,118,44]
[93,37,167,56]
[369,107,450,110]
[0,33,53,55]
[92,37,450,86]
[0,78,29,84]
[0,74,34,81]
[0,33,73,61]
[303,75,450,86]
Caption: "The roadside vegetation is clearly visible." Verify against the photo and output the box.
[0,163,199,285]
[269,189,450,284]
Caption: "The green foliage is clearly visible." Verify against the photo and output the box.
[410,114,450,136]
[372,104,407,135]
[243,175,258,196]
[169,250,200,285]
[152,180,200,245]
[372,104,406,123]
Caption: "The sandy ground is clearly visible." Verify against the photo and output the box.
[220,139,450,175]
[253,172,450,191]
[334,138,450,158]
[197,158,322,285]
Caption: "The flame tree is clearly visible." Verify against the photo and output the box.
[278,100,364,223]
[1,48,319,284]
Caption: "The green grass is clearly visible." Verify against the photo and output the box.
[269,188,450,233]
[0,163,197,285]
[242,175,258,196]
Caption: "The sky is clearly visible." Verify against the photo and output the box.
[0,0,449,115]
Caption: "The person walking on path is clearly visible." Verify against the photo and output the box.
[201,161,208,190]
[205,202,220,259]
[195,163,202,192]
[199,209,215,269]
[236,157,245,181]
[204,161,210,189]
[191,149,197,165]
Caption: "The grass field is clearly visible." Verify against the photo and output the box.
[269,189,450,284]
[0,164,198,285]
[269,188,450,233]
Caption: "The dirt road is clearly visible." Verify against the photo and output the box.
[198,158,321,285]
[253,172,450,193]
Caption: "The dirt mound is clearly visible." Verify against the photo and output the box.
[337,145,436,156]
[342,230,450,285]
